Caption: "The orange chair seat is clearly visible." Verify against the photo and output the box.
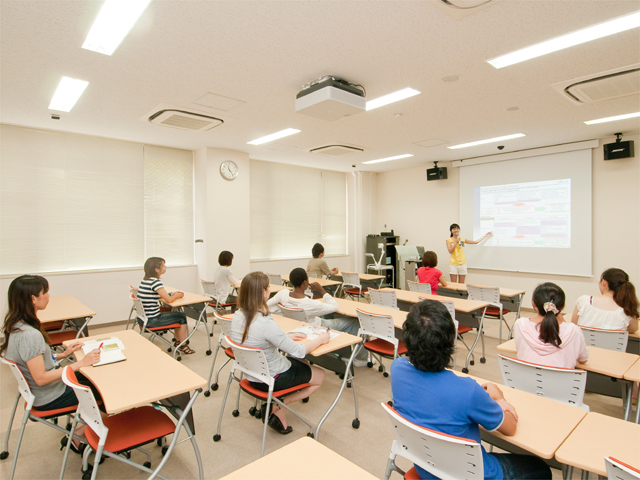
[29,403,77,419]
[147,323,182,331]
[209,301,236,308]
[224,347,235,359]
[48,331,79,346]
[239,378,310,399]
[458,325,472,334]
[85,406,175,454]
[43,321,65,331]
[345,287,368,294]
[404,466,420,480]
[159,307,172,313]
[484,307,510,317]
[364,338,407,357]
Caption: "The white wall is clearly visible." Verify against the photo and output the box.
[373,135,640,310]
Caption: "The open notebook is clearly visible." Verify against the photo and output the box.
[287,325,342,341]
[81,337,126,367]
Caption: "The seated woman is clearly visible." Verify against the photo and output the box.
[571,268,639,333]
[213,250,241,305]
[230,272,329,434]
[513,282,588,369]
[0,275,101,453]
[416,251,447,294]
[390,300,550,480]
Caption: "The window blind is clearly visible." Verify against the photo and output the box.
[250,160,347,261]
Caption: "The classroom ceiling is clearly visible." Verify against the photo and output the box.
[1,0,639,173]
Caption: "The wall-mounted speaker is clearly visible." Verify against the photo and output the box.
[427,167,448,181]
[604,140,634,160]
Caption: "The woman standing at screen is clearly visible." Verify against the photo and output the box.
[446,223,491,284]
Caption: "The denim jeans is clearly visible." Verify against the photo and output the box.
[491,453,552,480]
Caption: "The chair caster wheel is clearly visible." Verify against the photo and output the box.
[249,406,257,415]
[387,400,394,406]
[212,384,219,391]
[206,350,212,356]
[367,362,373,368]
[167,347,172,353]
[480,357,486,364]
[378,366,384,373]
[352,418,360,429]
[161,446,168,455]
[210,333,214,337]
[302,397,310,403]
[307,432,315,438]
[470,360,475,366]
[255,410,262,419]
[462,368,469,374]
[65,423,72,431]
[213,434,221,442]
[177,356,182,362]
[144,461,151,468]
[0,451,8,460]
[82,467,93,480]
[347,382,352,388]
[204,391,210,397]
[383,372,389,378]
[232,410,239,417]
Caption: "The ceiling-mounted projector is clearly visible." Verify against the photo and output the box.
[295,76,366,121]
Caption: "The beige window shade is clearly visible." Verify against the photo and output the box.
[250,160,347,261]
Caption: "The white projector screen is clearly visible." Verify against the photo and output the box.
[459,149,592,277]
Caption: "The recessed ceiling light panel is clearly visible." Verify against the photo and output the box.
[584,112,640,125]
[366,88,420,111]
[362,154,413,164]
[247,128,301,145]
[48,77,89,112]
[448,133,525,149]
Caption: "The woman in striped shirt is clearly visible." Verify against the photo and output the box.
[138,257,195,355]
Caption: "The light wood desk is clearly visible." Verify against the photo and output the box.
[496,339,639,379]
[219,436,378,480]
[38,295,96,324]
[331,297,408,329]
[65,329,207,479]
[624,358,640,423]
[455,372,587,459]
[165,286,213,354]
[231,282,291,293]
[438,282,526,319]
[555,412,640,478]
[272,314,362,439]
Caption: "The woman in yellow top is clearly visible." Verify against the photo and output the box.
[446,223,492,284]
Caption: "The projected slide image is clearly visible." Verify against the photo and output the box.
[474,179,571,248]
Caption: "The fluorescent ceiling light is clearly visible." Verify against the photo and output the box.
[447,133,525,149]
[366,88,421,111]
[247,128,301,145]
[488,10,640,69]
[584,112,640,125]
[82,0,153,55]
[362,154,413,165]
[48,77,89,112]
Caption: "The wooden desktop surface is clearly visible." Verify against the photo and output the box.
[624,358,640,382]
[219,436,378,480]
[453,372,587,459]
[497,339,639,379]
[281,274,341,287]
[555,412,640,476]
[272,314,361,356]
[164,286,212,307]
[382,288,490,313]
[230,282,291,293]
[334,271,385,281]
[331,297,407,329]
[37,295,96,324]
[65,329,207,414]
[444,282,526,298]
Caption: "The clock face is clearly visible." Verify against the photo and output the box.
[220,160,239,181]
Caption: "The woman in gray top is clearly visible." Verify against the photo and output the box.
[231,272,329,435]
[0,275,100,451]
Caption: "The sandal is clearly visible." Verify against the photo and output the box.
[60,436,86,456]
[178,344,196,355]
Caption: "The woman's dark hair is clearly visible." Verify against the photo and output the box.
[143,257,165,280]
[421,251,438,268]
[531,282,566,347]
[289,267,308,288]
[0,275,50,356]
[602,268,639,319]
[238,272,270,343]
[311,243,324,259]
[449,223,460,237]
[403,300,455,372]
[218,251,234,266]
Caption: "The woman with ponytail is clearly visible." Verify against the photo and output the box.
[571,268,639,333]
[513,282,589,369]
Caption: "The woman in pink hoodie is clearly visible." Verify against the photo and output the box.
[513,283,589,369]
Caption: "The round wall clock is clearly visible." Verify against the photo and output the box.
[220,160,239,181]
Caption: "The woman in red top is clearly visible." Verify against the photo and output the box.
[417,251,448,294]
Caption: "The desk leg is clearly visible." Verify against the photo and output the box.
[462,308,486,374]
[315,344,361,440]
[563,465,573,480]
[509,294,524,340]
[150,389,203,480]
[176,303,212,357]
[635,383,640,424]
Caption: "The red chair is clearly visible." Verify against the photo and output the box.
[204,312,235,396]
[201,279,237,314]
[355,308,407,377]
[467,284,511,343]
[0,357,78,480]
[341,272,368,301]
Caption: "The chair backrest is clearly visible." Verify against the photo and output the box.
[580,326,629,352]
[368,288,398,309]
[606,457,640,480]
[381,402,484,480]
[466,284,500,307]
[356,308,397,347]
[201,279,219,298]
[61,366,109,440]
[408,281,431,294]
[131,294,149,328]
[342,272,361,288]
[1,357,36,410]
[213,311,233,337]
[129,285,139,298]
[278,303,309,322]
[267,274,283,286]
[226,337,273,388]
[440,300,456,322]
[307,271,317,278]
[498,354,589,411]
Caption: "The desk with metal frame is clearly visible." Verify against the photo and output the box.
[437,282,526,324]
[38,294,95,338]
[165,287,213,355]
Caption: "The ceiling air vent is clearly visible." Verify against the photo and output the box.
[309,145,364,156]
[148,109,223,131]
[551,65,640,104]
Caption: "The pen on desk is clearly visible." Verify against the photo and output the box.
[98,342,104,350]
